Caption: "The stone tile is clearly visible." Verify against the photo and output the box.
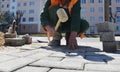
[30,59,84,70]
[8,50,39,57]
[96,22,116,32]
[0,58,36,72]
[100,32,115,41]
[103,41,117,52]
[49,69,81,72]
[49,69,111,72]
[0,55,17,63]
[85,64,120,72]
[14,66,50,72]
[50,52,67,57]
[107,59,120,64]
[61,57,84,63]
[85,56,106,64]
[26,52,51,60]
[41,57,63,61]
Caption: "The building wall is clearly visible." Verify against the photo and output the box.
[1,0,120,34]
[81,0,120,34]
[0,0,10,12]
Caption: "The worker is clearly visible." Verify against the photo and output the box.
[40,0,89,49]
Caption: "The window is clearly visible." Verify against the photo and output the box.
[29,10,34,14]
[12,0,15,2]
[98,7,103,13]
[116,0,120,3]
[12,6,15,9]
[98,0,103,3]
[90,7,94,13]
[81,8,87,13]
[117,16,120,22]
[24,2,27,6]
[18,3,21,7]
[81,17,86,20]
[29,17,34,22]
[81,0,86,4]
[117,26,120,31]
[90,26,95,34]
[116,7,120,12]
[90,0,94,4]
[23,10,27,14]
[98,17,103,22]
[90,16,95,22]
[22,18,26,22]
[2,4,4,8]
[30,1,35,6]
[7,4,9,8]
[109,0,111,5]
[2,0,4,2]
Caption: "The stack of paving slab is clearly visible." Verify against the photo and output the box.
[96,21,118,52]
[5,34,32,46]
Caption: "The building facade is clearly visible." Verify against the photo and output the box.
[81,0,120,34]
[0,0,120,34]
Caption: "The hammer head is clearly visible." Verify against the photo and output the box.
[57,8,68,22]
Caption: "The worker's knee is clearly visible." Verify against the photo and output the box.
[78,19,89,33]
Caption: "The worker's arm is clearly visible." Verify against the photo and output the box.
[40,0,51,28]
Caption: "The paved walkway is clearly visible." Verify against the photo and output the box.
[0,37,120,72]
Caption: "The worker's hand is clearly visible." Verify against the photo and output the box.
[68,31,78,50]
[45,25,56,36]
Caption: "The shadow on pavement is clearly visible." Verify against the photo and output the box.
[40,45,114,62]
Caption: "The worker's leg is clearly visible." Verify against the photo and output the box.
[48,32,62,46]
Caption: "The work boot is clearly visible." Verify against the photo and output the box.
[65,32,70,46]
[48,33,62,46]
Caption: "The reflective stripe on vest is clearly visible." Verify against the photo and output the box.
[48,0,78,14]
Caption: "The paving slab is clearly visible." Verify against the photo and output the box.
[30,59,84,70]
[14,66,50,72]
[0,55,18,63]
[0,58,37,72]
[49,69,111,72]
[85,64,120,72]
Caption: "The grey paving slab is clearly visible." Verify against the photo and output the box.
[0,58,37,72]
[107,59,120,64]
[14,66,50,72]
[8,50,39,57]
[26,52,52,60]
[85,56,106,64]
[0,55,17,63]
[49,69,111,72]
[30,59,84,70]
[0,47,23,55]
[41,56,63,61]
[85,64,120,72]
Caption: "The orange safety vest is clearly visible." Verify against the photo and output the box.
[48,0,78,14]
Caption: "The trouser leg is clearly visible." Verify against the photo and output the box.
[65,32,70,46]
[48,32,62,46]
[78,19,89,34]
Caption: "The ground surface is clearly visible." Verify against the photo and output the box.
[0,37,120,72]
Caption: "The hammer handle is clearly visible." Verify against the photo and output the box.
[55,20,61,31]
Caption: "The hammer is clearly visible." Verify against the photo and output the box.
[47,8,68,42]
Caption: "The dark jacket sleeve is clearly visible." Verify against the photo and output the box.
[71,0,81,32]
[40,0,51,27]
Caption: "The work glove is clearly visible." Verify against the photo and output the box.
[68,31,78,50]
